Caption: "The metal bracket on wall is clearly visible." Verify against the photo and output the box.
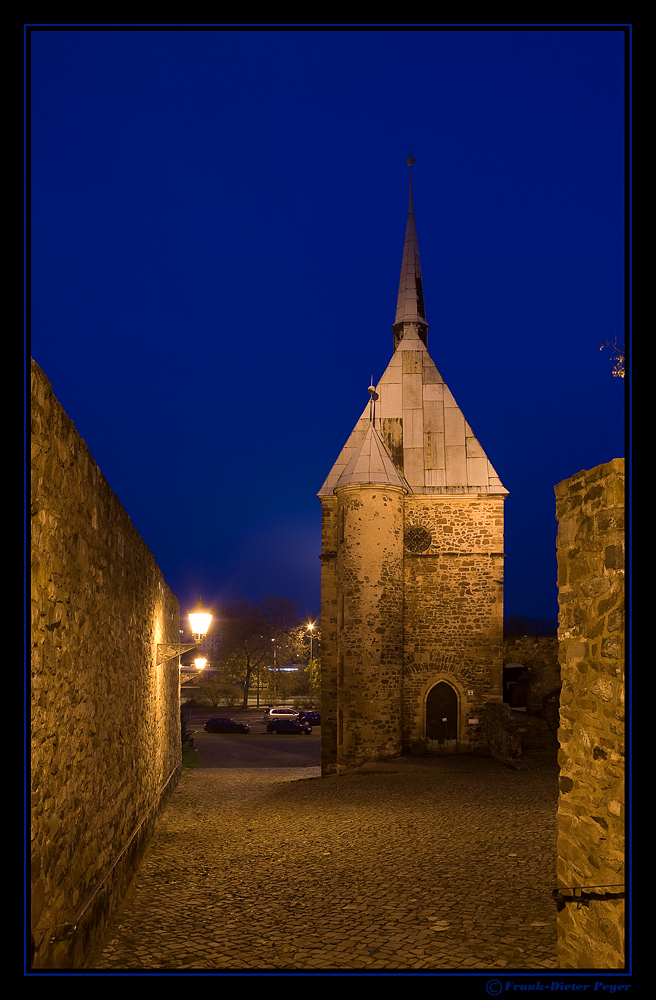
[156,642,199,665]
[553,885,625,912]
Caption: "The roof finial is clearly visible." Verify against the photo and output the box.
[407,155,415,213]
[368,381,379,423]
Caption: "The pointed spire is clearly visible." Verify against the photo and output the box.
[392,156,429,352]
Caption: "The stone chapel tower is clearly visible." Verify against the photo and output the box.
[318,160,508,775]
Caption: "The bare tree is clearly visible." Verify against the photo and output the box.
[218,597,302,708]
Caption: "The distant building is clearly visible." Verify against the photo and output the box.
[319,161,508,774]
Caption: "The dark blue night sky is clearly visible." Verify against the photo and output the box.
[27,26,628,625]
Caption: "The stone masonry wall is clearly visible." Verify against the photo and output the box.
[334,484,405,770]
[30,360,181,969]
[554,459,625,969]
[503,635,560,714]
[319,496,339,775]
[402,495,505,753]
[320,489,506,772]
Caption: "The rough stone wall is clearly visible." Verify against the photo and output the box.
[331,484,405,770]
[320,489,505,772]
[30,359,181,969]
[554,459,625,969]
[503,635,560,713]
[402,495,505,753]
[319,497,339,775]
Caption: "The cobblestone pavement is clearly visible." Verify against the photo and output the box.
[94,747,559,973]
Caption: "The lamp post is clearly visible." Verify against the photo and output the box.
[307,621,315,666]
[156,597,214,664]
[256,642,261,709]
[306,621,317,702]
[157,596,214,694]
[156,598,213,730]
[271,638,278,701]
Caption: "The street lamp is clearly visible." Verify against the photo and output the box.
[156,596,214,665]
[307,621,315,665]
[306,621,319,703]
[271,639,278,701]
[188,597,213,642]
[184,657,209,726]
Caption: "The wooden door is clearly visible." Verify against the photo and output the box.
[426,682,458,744]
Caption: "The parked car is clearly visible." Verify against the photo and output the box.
[263,706,299,723]
[298,711,321,726]
[204,718,250,734]
[266,719,312,735]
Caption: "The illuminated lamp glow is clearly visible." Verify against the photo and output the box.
[188,597,213,639]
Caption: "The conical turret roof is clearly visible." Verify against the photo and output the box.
[333,420,408,491]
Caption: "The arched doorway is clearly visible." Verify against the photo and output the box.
[426,681,458,746]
